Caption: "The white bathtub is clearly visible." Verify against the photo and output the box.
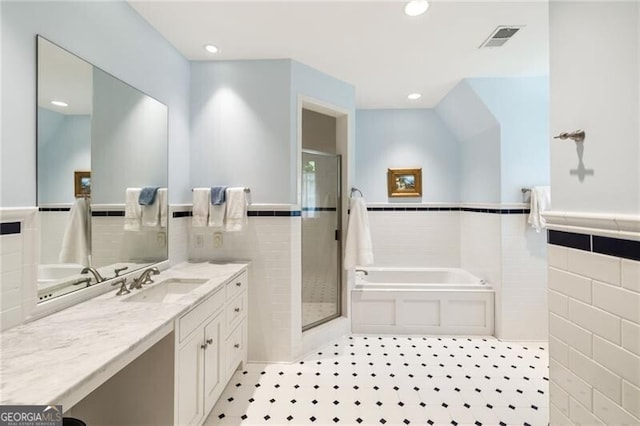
[351,267,494,335]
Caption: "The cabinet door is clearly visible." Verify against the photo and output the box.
[177,329,205,426]
[203,313,224,416]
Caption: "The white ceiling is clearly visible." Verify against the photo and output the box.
[131,0,549,109]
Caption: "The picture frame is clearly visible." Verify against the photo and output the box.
[387,168,422,197]
[74,171,91,198]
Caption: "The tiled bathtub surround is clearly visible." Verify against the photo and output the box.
[546,217,640,425]
[367,203,547,341]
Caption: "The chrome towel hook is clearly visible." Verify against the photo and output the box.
[554,130,585,143]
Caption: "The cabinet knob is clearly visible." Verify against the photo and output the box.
[234,307,240,313]
[235,282,242,287]
[201,342,208,350]
[206,338,213,345]
[234,343,240,349]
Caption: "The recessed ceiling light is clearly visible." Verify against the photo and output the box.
[408,93,422,100]
[204,44,219,54]
[404,0,429,17]
[51,100,68,107]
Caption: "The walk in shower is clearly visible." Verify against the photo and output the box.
[301,150,342,330]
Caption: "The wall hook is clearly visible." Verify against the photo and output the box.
[554,130,585,143]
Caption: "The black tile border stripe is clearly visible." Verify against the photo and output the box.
[248,211,301,217]
[173,210,302,218]
[302,207,338,212]
[92,211,125,217]
[548,230,591,251]
[0,222,21,235]
[173,211,193,218]
[39,207,71,212]
[366,207,530,214]
[593,235,640,262]
[548,229,640,262]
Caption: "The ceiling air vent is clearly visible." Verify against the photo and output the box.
[479,26,523,48]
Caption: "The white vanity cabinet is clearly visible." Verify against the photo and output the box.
[174,270,248,426]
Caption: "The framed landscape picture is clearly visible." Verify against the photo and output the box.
[387,168,422,197]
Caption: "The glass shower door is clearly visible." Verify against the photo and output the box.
[302,150,341,330]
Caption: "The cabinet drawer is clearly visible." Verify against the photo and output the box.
[225,321,244,377]
[178,288,224,343]
[225,290,247,333]
[225,271,247,301]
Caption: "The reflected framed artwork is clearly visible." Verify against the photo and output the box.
[74,170,91,197]
[387,168,422,197]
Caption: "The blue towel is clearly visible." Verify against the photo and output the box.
[138,187,160,205]
[211,186,227,205]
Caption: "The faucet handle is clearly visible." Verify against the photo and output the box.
[114,266,129,277]
[111,278,130,296]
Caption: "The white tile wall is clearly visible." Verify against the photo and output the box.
[38,210,68,264]
[368,210,461,267]
[0,208,37,331]
[500,214,548,340]
[548,246,640,425]
[190,213,301,363]
[168,205,189,266]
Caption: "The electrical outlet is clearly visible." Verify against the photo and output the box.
[195,234,205,247]
[156,232,166,247]
[213,232,223,248]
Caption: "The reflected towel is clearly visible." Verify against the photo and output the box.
[528,186,551,232]
[211,186,227,205]
[224,188,248,232]
[124,188,142,232]
[59,198,90,266]
[158,188,168,227]
[138,187,159,205]
[141,187,166,227]
[344,198,374,269]
[192,188,210,227]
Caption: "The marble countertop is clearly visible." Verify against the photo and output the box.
[0,261,248,408]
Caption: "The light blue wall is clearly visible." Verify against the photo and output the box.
[190,59,355,204]
[468,77,550,203]
[190,60,292,204]
[1,1,190,206]
[434,77,549,204]
[291,60,356,201]
[37,108,90,204]
[355,109,461,203]
[435,80,501,203]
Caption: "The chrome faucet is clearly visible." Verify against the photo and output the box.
[355,269,369,276]
[129,267,160,290]
[81,267,106,283]
[72,277,92,287]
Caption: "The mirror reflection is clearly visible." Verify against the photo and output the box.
[37,36,169,302]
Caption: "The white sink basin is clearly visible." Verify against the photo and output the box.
[124,278,209,303]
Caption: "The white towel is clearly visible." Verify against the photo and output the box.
[528,186,551,233]
[59,198,90,266]
[140,187,168,228]
[225,188,248,232]
[209,203,225,228]
[192,188,210,227]
[124,188,142,232]
[158,188,168,227]
[344,198,374,269]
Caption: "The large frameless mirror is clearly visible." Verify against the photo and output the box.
[36,36,168,302]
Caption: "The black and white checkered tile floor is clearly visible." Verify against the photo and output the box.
[205,335,549,426]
